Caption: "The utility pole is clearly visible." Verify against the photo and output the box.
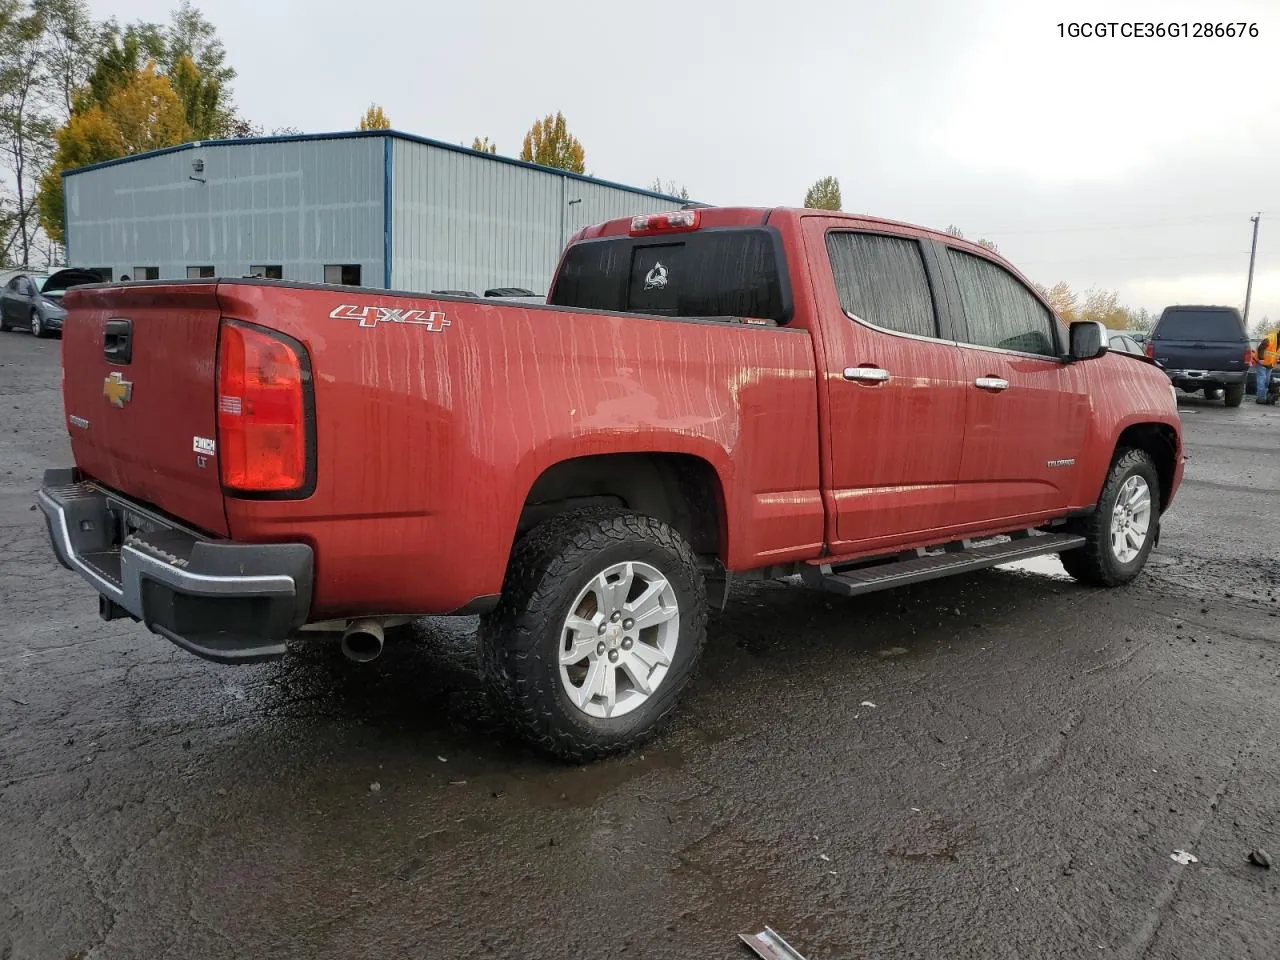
[1243,212,1261,328]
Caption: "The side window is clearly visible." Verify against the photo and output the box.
[5,277,20,291]
[826,232,939,338]
[948,248,1058,358]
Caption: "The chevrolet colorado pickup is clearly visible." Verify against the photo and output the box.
[39,207,1183,761]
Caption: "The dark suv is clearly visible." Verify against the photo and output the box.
[1148,305,1251,407]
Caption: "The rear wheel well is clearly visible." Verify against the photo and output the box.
[517,454,725,561]
[1115,423,1178,510]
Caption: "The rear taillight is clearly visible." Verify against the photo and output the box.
[217,321,310,493]
[1245,346,1255,365]
[630,209,700,235]
[1144,342,1155,358]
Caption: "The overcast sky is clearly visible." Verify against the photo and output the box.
[95,0,1280,327]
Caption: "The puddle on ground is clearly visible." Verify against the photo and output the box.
[997,553,1072,581]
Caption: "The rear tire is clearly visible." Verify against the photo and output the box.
[1224,383,1244,407]
[1061,449,1160,587]
[479,508,707,763]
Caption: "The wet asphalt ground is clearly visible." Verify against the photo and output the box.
[2,329,1278,960]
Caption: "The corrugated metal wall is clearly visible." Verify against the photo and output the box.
[390,140,682,295]
[64,137,384,285]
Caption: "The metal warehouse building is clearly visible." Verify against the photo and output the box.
[62,130,686,294]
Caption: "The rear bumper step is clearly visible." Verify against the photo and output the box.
[804,529,1085,597]
[37,469,313,664]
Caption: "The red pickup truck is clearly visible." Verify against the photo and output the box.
[39,207,1182,760]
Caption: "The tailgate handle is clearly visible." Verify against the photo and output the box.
[104,319,132,364]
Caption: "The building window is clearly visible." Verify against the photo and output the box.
[134,267,159,281]
[90,267,113,281]
[324,264,361,286]
[187,266,215,279]
[250,265,283,279]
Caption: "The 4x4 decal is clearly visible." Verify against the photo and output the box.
[330,304,450,332]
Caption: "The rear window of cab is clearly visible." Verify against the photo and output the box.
[1155,309,1246,340]
[549,228,792,323]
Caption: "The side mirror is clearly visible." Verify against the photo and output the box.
[1068,320,1109,361]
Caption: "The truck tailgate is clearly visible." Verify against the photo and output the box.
[60,284,229,536]
[1152,338,1248,372]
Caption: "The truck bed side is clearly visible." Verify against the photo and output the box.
[215,283,825,619]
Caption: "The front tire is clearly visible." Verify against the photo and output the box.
[1224,383,1244,407]
[30,311,45,338]
[479,509,707,762]
[1061,449,1160,587]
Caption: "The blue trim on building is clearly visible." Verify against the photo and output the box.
[383,136,393,289]
[58,129,694,206]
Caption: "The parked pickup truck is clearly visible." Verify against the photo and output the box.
[1147,304,1252,406]
[39,207,1183,761]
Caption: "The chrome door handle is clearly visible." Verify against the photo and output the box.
[975,377,1009,391]
[844,367,891,383]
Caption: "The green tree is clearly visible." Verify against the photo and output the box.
[1251,315,1273,338]
[520,111,584,173]
[168,52,221,138]
[650,177,690,201]
[358,103,390,130]
[81,6,237,136]
[470,135,496,153]
[803,175,841,211]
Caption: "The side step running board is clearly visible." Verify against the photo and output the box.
[804,530,1085,598]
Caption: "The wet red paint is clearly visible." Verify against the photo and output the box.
[59,208,1181,620]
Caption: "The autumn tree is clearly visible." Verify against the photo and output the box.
[470,135,495,154]
[38,63,189,243]
[803,175,841,211]
[520,111,584,173]
[1035,280,1079,323]
[650,177,690,201]
[1078,287,1130,328]
[358,103,390,130]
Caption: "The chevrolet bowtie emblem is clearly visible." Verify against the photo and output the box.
[103,371,133,407]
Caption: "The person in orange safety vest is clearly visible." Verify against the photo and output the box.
[1256,328,1279,404]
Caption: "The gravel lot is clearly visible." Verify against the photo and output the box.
[2,330,1278,960]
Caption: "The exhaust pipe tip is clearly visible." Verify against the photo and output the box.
[341,619,385,663]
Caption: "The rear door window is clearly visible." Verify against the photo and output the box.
[948,249,1059,358]
[550,228,790,322]
[1156,309,1244,340]
[826,232,939,338]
